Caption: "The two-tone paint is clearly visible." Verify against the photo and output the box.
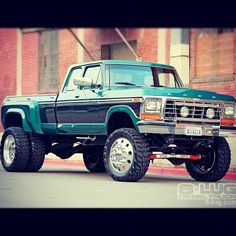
[1,60,236,137]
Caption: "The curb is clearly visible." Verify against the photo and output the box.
[43,159,236,181]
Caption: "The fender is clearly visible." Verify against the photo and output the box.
[105,105,141,131]
[2,101,43,134]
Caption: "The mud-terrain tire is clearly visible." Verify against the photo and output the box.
[1,127,30,172]
[83,146,106,172]
[103,128,150,182]
[25,133,45,172]
[185,137,231,182]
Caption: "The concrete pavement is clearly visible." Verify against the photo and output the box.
[0,160,236,208]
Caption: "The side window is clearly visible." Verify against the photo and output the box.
[84,65,102,86]
[66,67,83,91]
[158,73,176,87]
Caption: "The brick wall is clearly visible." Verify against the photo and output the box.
[0,28,17,130]
[137,28,158,62]
[84,28,158,62]
[22,32,39,95]
[190,29,236,98]
[165,29,171,64]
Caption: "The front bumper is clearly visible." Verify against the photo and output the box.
[137,121,236,137]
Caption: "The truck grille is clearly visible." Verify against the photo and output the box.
[164,99,222,124]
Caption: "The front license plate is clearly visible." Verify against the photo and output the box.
[185,127,203,136]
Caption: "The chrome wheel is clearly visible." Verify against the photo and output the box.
[3,135,16,166]
[109,138,134,174]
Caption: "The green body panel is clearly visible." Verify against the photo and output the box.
[56,124,107,135]
[2,101,44,134]
[41,124,58,135]
[1,94,57,134]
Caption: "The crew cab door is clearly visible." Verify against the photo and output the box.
[56,66,84,124]
[70,63,104,124]
[55,63,105,134]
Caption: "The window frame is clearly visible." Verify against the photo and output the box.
[83,64,102,87]
[62,65,84,93]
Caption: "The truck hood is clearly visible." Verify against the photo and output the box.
[104,86,235,102]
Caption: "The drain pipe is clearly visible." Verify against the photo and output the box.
[114,28,141,61]
[68,28,95,61]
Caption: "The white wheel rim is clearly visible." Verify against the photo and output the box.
[3,135,16,166]
[109,138,134,174]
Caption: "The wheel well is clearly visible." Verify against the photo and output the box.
[4,113,23,129]
[107,112,135,135]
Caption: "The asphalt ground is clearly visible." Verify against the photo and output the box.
[0,159,236,208]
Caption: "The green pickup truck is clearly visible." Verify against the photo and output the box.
[1,60,236,182]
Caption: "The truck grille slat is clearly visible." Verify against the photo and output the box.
[164,99,222,124]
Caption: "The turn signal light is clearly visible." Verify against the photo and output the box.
[140,113,162,120]
[220,118,236,126]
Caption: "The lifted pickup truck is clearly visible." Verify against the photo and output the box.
[1,60,236,182]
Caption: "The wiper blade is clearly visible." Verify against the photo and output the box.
[115,82,143,87]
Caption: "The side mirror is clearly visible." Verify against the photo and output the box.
[73,76,93,87]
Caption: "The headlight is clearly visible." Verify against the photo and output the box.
[144,98,162,113]
[224,105,235,117]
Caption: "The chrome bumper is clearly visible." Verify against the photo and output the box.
[137,121,236,137]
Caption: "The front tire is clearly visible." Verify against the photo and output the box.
[186,137,231,182]
[1,127,30,172]
[103,128,150,182]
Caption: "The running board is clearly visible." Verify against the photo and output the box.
[149,152,201,160]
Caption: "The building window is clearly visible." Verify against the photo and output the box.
[197,28,233,37]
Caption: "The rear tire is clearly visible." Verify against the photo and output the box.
[185,137,231,182]
[83,146,106,172]
[1,127,30,172]
[25,133,45,172]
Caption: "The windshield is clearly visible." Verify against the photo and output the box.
[109,64,183,88]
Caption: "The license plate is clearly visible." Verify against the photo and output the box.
[185,126,203,136]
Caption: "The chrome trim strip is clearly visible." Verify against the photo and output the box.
[55,98,142,105]
[174,117,220,123]
[137,121,236,137]
[173,102,221,108]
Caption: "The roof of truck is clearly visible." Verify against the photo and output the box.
[71,60,175,69]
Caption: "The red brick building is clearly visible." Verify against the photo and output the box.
[0,28,236,131]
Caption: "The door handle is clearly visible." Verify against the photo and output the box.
[75,95,80,98]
